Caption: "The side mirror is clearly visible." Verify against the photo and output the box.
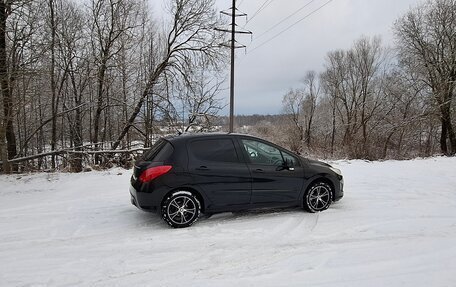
[285,158,295,171]
[277,158,295,171]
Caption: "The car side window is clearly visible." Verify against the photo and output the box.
[241,139,301,167]
[241,139,283,165]
[189,139,239,163]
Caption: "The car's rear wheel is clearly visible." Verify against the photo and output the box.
[162,191,200,228]
[303,181,333,213]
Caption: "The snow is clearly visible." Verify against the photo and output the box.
[1,157,456,286]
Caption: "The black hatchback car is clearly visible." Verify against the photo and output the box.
[130,133,343,228]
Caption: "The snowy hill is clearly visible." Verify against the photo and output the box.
[1,157,456,286]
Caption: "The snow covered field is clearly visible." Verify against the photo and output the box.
[1,157,456,287]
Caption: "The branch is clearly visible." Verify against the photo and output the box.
[4,147,148,164]
[19,103,87,155]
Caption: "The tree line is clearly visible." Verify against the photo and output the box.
[267,0,455,160]
[0,0,227,173]
[0,0,454,173]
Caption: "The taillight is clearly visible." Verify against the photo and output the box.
[139,165,172,183]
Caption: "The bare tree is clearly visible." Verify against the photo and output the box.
[321,50,346,156]
[320,36,389,158]
[0,0,224,172]
[176,68,225,133]
[0,0,38,172]
[0,0,18,172]
[48,0,59,169]
[111,0,226,150]
[56,1,90,171]
[352,36,389,156]
[89,0,142,159]
[378,64,438,158]
[302,71,319,149]
[282,88,304,153]
[395,0,456,155]
[0,0,11,172]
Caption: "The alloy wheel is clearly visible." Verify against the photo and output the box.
[304,182,333,212]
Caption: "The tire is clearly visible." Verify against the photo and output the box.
[162,191,201,228]
[303,181,333,213]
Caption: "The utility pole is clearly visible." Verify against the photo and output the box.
[216,0,251,133]
[229,0,235,134]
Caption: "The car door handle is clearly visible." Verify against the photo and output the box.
[196,166,210,171]
[253,168,264,173]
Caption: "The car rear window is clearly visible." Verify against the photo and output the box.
[189,139,239,163]
[143,139,174,162]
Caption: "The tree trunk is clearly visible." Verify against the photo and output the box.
[0,123,9,172]
[439,99,455,155]
[0,1,7,173]
[440,102,456,155]
[330,94,336,156]
[446,92,456,155]
[0,1,16,172]
[382,130,395,159]
[93,61,106,163]
[49,0,57,169]
[111,61,168,151]
[71,105,83,172]
[112,87,149,150]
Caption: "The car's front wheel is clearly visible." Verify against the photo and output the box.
[162,191,200,228]
[303,181,333,213]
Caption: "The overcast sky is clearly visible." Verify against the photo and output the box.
[152,0,423,115]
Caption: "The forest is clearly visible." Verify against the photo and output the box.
[0,0,455,173]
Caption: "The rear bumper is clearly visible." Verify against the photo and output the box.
[129,184,157,212]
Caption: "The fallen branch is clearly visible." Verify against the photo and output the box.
[1,147,148,164]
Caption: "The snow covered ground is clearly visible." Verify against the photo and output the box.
[1,157,456,287]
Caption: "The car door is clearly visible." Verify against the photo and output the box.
[187,137,252,209]
[238,137,304,205]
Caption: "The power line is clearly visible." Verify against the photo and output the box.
[248,0,334,54]
[253,0,318,41]
[247,0,274,24]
